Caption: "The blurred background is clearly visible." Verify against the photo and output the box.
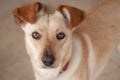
[0,0,120,80]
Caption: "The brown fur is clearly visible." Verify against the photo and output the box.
[57,5,85,29]
[13,2,43,25]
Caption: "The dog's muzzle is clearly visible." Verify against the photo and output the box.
[41,52,55,67]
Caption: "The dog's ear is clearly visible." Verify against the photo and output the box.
[13,2,44,26]
[56,5,85,30]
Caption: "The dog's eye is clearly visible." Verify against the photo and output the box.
[32,32,41,40]
[56,32,65,40]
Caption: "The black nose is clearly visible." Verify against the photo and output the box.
[42,54,55,66]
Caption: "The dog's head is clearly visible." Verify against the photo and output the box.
[13,2,85,71]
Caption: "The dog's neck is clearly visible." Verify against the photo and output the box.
[57,34,83,80]
[31,34,82,80]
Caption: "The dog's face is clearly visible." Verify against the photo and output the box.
[23,14,72,69]
[13,2,85,70]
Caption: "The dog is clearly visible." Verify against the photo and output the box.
[13,0,120,80]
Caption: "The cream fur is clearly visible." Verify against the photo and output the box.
[17,0,120,80]
[82,33,96,80]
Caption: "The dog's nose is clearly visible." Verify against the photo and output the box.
[42,54,55,66]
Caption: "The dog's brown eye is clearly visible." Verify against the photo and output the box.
[32,32,41,40]
[56,32,65,40]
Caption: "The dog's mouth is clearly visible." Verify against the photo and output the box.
[41,60,70,73]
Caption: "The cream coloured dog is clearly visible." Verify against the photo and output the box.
[13,1,120,80]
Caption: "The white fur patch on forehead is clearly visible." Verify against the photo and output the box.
[36,14,48,26]
[49,14,68,31]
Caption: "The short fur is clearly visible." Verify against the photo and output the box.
[13,0,120,80]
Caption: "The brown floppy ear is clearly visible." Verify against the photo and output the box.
[13,2,44,25]
[56,5,85,29]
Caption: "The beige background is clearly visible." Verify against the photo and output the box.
[0,0,120,80]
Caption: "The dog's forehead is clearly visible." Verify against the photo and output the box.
[36,14,49,28]
[24,14,68,33]
[49,14,66,28]
[36,14,67,29]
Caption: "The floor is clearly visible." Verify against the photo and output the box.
[0,0,120,80]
